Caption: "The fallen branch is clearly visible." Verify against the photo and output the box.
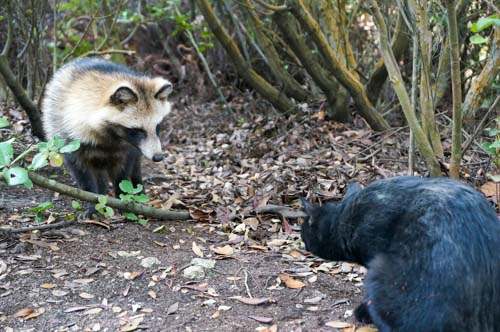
[255,204,306,218]
[28,172,190,221]
[0,219,75,235]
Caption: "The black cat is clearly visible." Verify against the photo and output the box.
[301,176,500,332]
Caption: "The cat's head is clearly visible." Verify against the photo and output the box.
[300,182,362,258]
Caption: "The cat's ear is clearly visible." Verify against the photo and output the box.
[344,182,362,200]
[300,197,315,216]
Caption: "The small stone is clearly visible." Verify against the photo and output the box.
[190,258,216,270]
[183,265,205,279]
[140,257,161,268]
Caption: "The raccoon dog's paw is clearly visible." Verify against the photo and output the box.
[354,302,373,324]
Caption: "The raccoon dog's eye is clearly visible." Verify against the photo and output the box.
[126,127,147,140]
[156,124,161,136]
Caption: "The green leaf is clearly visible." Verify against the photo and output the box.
[470,34,488,44]
[490,140,500,149]
[47,135,66,151]
[0,141,14,166]
[30,201,54,212]
[71,200,81,210]
[119,194,133,202]
[29,151,49,170]
[98,195,107,205]
[138,218,148,226]
[38,142,48,151]
[105,207,114,217]
[4,167,29,186]
[49,151,64,167]
[60,140,80,153]
[119,180,134,194]
[0,117,9,128]
[23,178,33,189]
[470,15,500,33]
[133,194,149,203]
[124,212,138,220]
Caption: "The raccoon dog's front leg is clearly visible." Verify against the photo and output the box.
[63,153,106,218]
[113,149,143,197]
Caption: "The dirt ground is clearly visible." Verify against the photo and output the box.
[0,96,493,331]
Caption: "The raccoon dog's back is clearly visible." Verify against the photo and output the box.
[301,176,500,332]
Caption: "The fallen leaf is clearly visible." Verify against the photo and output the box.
[148,290,156,299]
[481,182,498,197]
[229,296,271,305]
[279,273,305,289]
[84,308,103,315]
[64,306,93,313]
[40,283,56,289]
[119,316,144,332]
[249,315,273,323]
[79,292,95,299]
[14,307,34,318]
[325,321,353,328]
[52,290,68,297]
[192,242,204,257]
[24,307,45,320]
[167,302,179,315]
[355,327,378,332]
[212,245,234,256]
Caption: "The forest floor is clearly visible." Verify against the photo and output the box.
[0,94,495,332]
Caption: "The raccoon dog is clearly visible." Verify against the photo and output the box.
[42,58,173,215]
[301,176,500,332]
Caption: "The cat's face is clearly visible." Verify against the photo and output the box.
[300,199,340,257]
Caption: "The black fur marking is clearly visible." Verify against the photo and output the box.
[155,124,161,136]
[301,176,500,331]
[155,82,173,100]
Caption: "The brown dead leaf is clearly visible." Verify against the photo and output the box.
[14,307,34,318]
[189,209,212,222]
[24,307,45,320]
[325,321,353,328]
[481,182,498,197]
[355,327,378,332]
[279,273,305,289]
[212,245,234,256]
[148,290,156,299]
[40,283,56,289]
[192,242,204,257]
[229,296,271,305]
[257,325,278,332]
[120,316,144,332]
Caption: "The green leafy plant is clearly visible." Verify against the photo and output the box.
[30,201,55,223]
[95,195,115,218]
[0,116,80,189]
[119,179,149,225]
[470,15,500,44]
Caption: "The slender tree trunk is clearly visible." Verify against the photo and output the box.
[195,0,296,114]
[369,0,441,176]
[446,0,462,179]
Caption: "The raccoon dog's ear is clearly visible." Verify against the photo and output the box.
[300,197,315,216]
[155,81,173,100]
[344,182,362,200]
[111,86,138,106]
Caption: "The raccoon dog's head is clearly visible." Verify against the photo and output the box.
[106,77,173,162]
[300,182,362,259]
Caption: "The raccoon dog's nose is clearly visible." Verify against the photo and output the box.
[152,153,165,162]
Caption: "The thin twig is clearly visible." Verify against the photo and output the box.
[254,0,287,12]
[254,204,306,218]
[243,269,253,298]
[0,219,76,235]
[462,95,500,157]
[62,16,96,63]
[81,49,135,57]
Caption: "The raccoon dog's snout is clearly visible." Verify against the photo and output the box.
[152,153,165,162]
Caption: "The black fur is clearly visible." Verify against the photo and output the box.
[68,57,147,78]
[301,176,500,332]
